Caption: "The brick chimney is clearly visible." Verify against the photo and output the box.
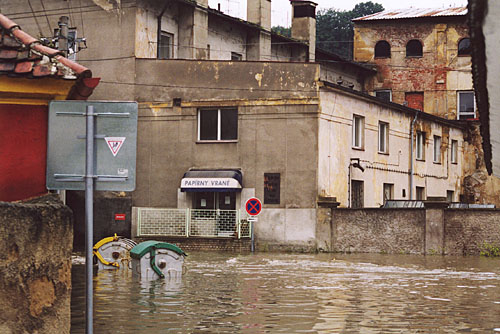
[290,0,317,62]
[247,0,271,31]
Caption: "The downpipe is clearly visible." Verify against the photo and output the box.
[409,111,419,200]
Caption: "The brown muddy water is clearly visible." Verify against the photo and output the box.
[71,252,500,333]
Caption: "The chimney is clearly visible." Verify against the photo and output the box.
[290,0,317,62]
[247,0,271,31]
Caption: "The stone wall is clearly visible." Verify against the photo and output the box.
[0,194,73,334]
[331,208,426,254]
[444,209,500,255]
[329,207,500,255]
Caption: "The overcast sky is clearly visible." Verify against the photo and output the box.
[208,0,468,27]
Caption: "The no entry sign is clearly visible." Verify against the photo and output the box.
[245,198,262,216]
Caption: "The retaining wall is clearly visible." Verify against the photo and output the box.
[329,207,500,255]
[0,194,73,334]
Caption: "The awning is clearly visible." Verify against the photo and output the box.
[180,169,243,192]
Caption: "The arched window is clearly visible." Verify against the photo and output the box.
[406,39,423,57]
[374,40,391,58]
[458,38,471,56]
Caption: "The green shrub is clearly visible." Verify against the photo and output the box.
[480,242,500,257]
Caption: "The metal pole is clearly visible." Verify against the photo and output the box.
[85,105,94,334]
[250,218,255,252]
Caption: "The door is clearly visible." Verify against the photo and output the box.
[351,180,364,208]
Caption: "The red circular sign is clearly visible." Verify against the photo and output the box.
[245,198,262,216]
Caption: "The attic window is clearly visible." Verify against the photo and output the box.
[458,38,471,56]
[374,40,390,58]
[406,39,422,57]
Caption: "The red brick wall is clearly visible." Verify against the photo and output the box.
[0,104,48,201]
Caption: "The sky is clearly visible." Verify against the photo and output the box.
[208,0,468,27]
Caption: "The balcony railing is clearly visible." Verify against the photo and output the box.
[136,208,251,238]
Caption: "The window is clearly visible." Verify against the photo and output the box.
[433,135,442,163]
[158,31,173,59]
[457,91,476,120]
[352,115,365,149]
[231,52,242,61]
[406,39,423,57]
[416,186,425,201]
[378,121,389,154]
[416,131,425,160]
[375,90,392,102]
[458,38,471,56]
[198,108,238,141]
[383,183,394,202]
[374,40,391,58]
[451,140,458,164]
[207,44,211,59]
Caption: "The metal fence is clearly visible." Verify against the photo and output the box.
[136,208,251,238]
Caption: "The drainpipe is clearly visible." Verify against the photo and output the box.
[157,2,169,57]
[409,111,419,200]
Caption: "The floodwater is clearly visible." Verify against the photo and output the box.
[71,252,500,333]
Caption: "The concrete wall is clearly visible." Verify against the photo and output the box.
[0,194,73,334]
[330,208,426,254]
[318,88,464,207]
[327,207,500,255]
[354,18,472,120]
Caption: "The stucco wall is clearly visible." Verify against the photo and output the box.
[0,194,73,334]
[318,88,464,207]
[331,208,426,254]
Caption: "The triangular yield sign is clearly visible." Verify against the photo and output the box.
[105,137,126,157]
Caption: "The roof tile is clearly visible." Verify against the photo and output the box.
[0,62,15,72]
[0,49,18,59]
[15,61,34,73]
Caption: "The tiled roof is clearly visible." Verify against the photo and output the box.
[353,7,467,21]
[0,13,99,99]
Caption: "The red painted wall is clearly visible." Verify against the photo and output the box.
[0,104,48,201]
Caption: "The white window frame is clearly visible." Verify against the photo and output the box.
[197,108,238,142]
[375,90,392,102]
[457,91,476,120]
[352,115,365,149]
[158,31,173,59]
[378,121,389,154]
[416,131,425,160]
[451,139,458,164]
[433,135,442,163]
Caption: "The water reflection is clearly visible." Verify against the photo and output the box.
[71,253,500,333]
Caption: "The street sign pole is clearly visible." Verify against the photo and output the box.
[85,105,94,334]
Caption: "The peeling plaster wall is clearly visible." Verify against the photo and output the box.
[318,89,464,207]
[207,15,247,60]
[132,60,320,248]
[353,19,472,120]
[0,194,73,334]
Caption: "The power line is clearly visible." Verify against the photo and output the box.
[39,0,52,33]
[26,0,43,37]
